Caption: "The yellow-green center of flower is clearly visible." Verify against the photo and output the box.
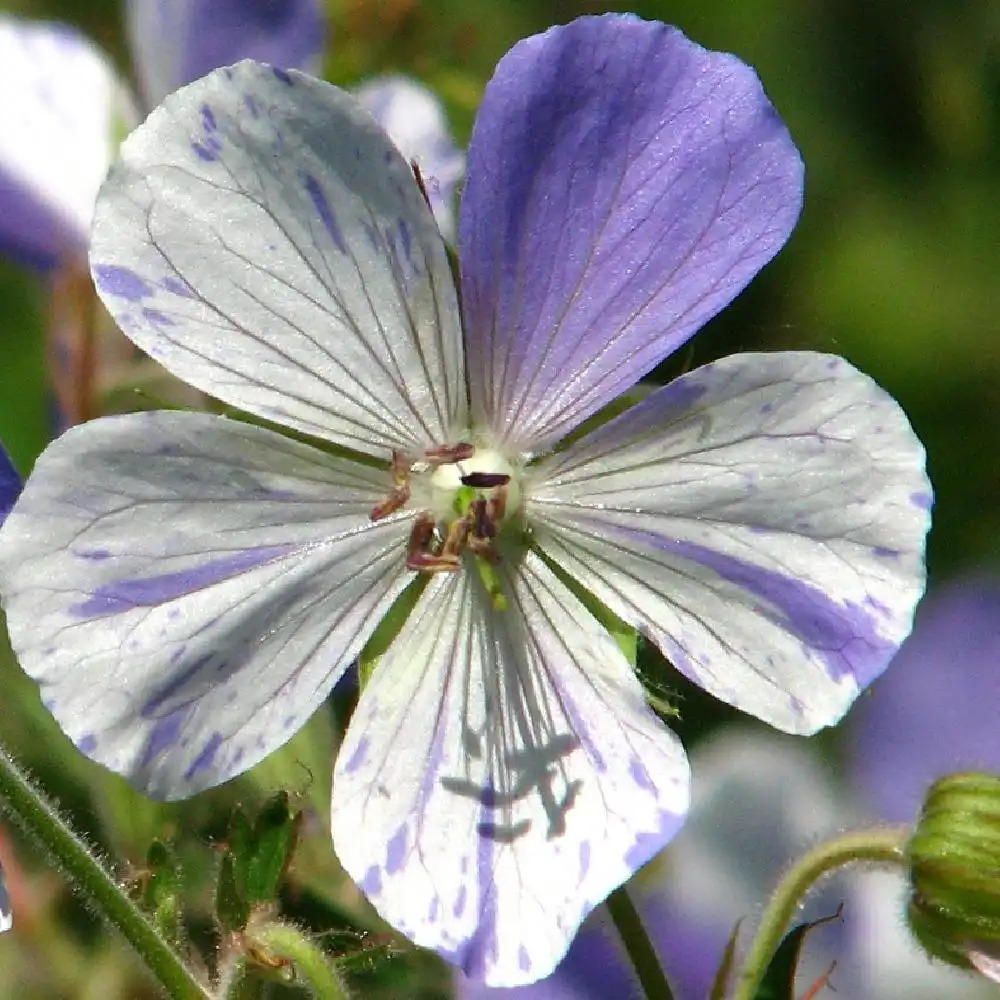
[428,449,520,526]
[370,444,524,577]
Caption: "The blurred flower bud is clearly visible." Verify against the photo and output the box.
[906,772,1000,981]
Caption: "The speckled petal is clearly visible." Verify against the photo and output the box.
[0,17,130,268]
[332,550,688,987]
[460,15,802,453]
[530,352,931,734]
[127,0,325,108]
[0,411,413,799]
[354,75,465,239]
[90,61,466,460]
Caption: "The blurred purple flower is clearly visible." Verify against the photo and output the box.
[850,576,1000,823]
[0,442,20,530]
[354,76,465,237]
[0,1,325,271]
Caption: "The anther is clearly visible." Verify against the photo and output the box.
[425,442,475,465]
[405,511,462,573]
[461,472,510,489]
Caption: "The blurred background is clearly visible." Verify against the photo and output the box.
[0,0,998,997]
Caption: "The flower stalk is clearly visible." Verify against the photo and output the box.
[731,825,910,1000]
[606,885,676,1000]
[0,744,210,1000]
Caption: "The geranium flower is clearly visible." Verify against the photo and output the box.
[0,15,930,986]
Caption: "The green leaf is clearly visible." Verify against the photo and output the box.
[216,850,250,933]
[752,905,842,1000]
[242,792,302,905]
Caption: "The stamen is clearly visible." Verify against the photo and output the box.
[460,472,510,489]
[370,450,412,521]
[425,442,475,465]
[405,511,462,573]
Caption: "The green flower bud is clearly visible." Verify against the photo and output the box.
[905,772,1000,980]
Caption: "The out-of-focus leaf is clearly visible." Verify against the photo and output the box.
[141,839,181,944]
[708,920,742,1000]
[216,850,250,933]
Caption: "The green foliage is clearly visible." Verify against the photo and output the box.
[215,794,303,933]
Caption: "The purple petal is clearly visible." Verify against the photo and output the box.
[0,442,21,527]
[128,0,325,108]
[849,577,1000,824]
[459,14,803,453]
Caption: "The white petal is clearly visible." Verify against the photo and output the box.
[0,411,413,799]
[90,61,466,459]
[332,550,688,987]
[0,17,133,268]
[529,351,931,734]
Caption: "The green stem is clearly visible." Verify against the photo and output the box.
[731,825,910,1000]
[246,920,349,1000]
[607,884,676,1000]
[0,747,209,1000]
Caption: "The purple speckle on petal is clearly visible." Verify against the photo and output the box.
[161,276,193,298]
[343,736,368,774]
[873,546,900,559]
[629,757,655,791]
[191,140,219,162]
[77,548,110,561]
[142,307,176,326]
[428,896,440,923]
[71,544,296,617]
[243,93,259,117]
[385,826,408,874]
[518,945,532,972]
[910,491,933,510]
[76,734,98,754]
[142,656,213,717]
[200,104,217,132]
[184,732,223,779]
[453,885,467,918]
[302,173,347,253]
[272,66,293,85]
[93,264,153,302]
[141,709,187,767]
[360,865,382,895]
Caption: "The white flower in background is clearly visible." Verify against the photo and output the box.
[0,15,930,987]
[0,1,461,425]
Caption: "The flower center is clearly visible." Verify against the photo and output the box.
[370,443,523,574]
